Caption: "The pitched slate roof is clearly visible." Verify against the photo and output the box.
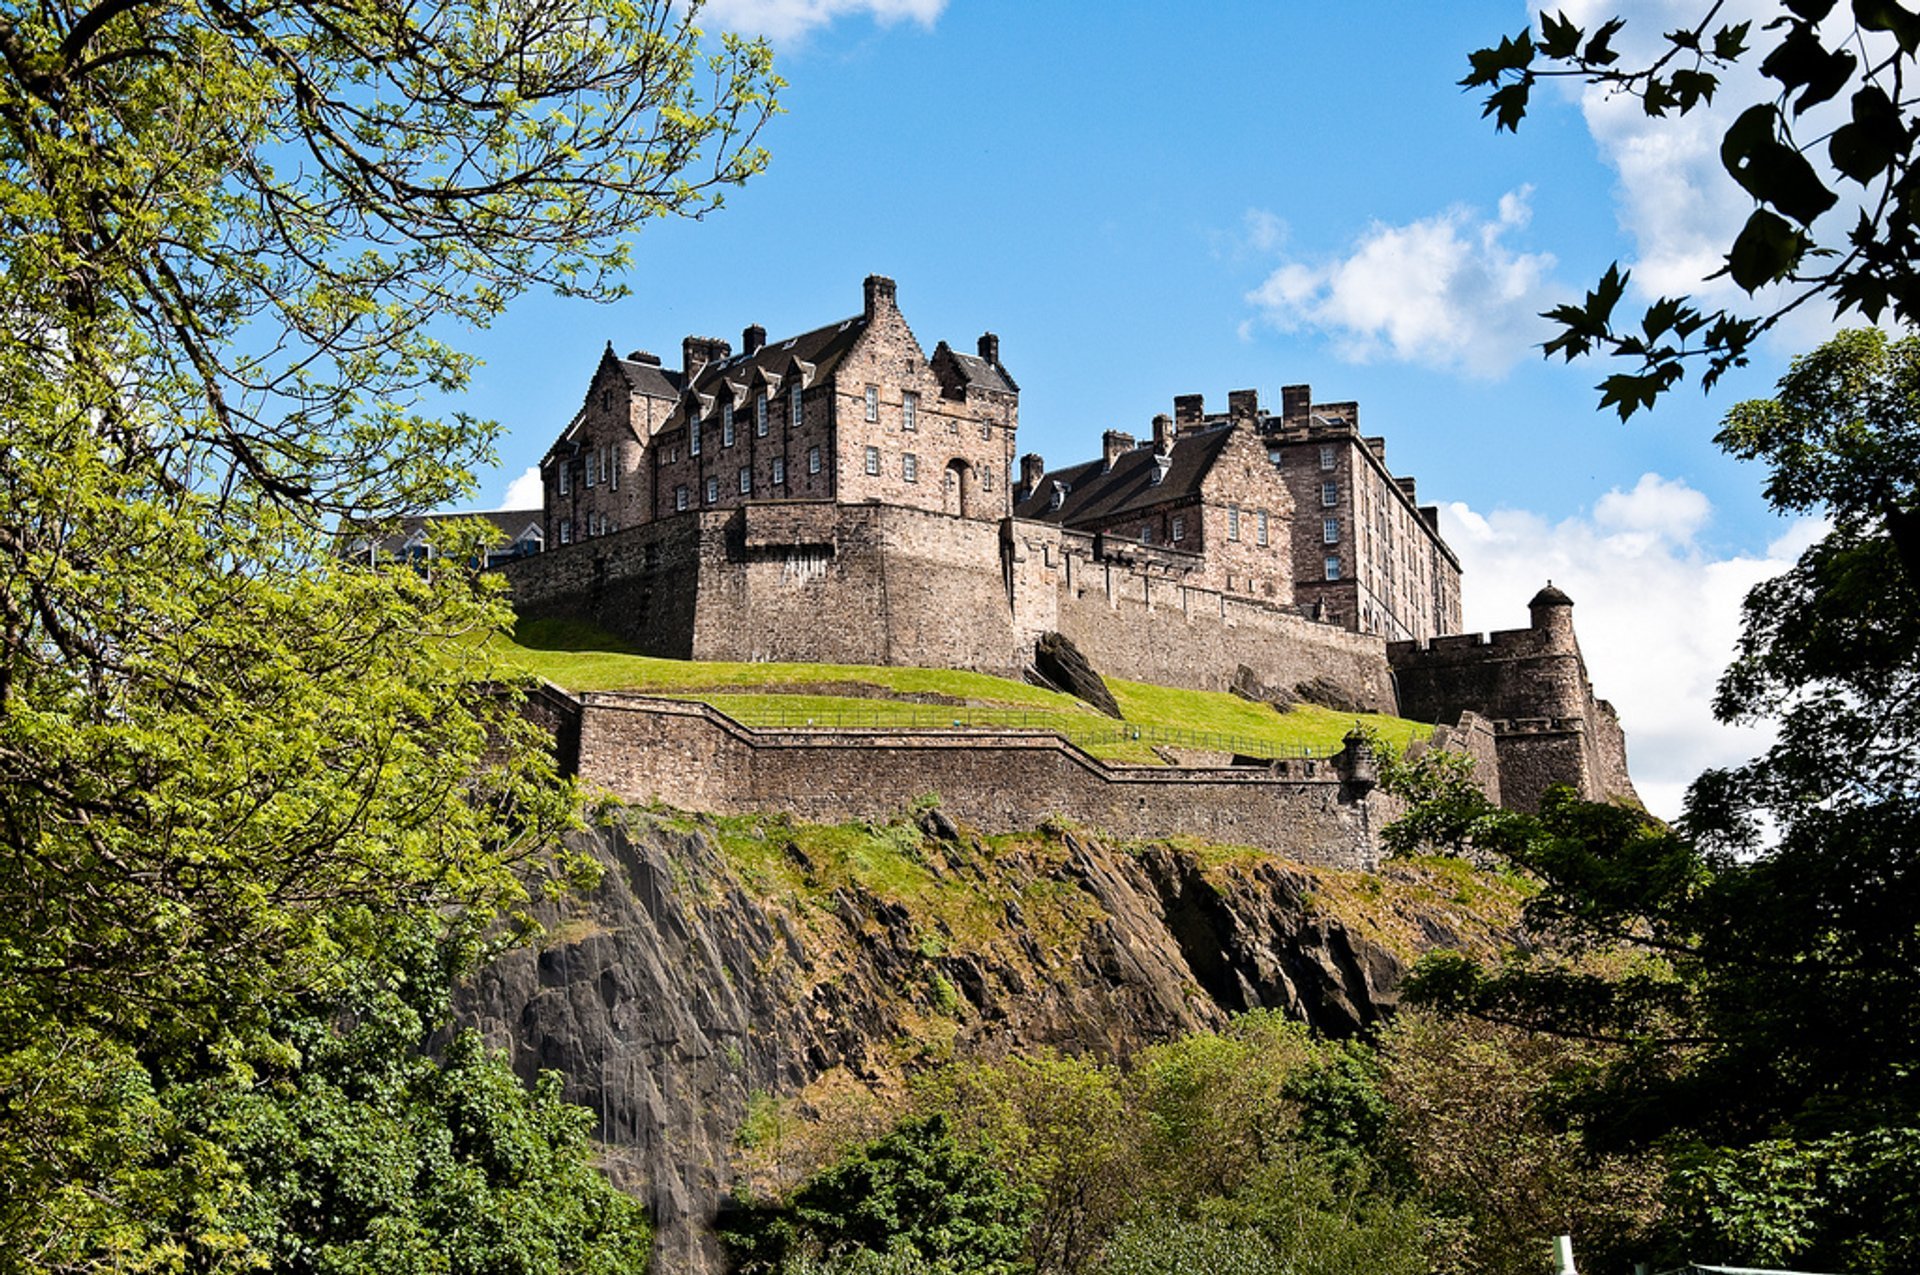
[946,349,1016,395]
[356,509,545,557]
[612,354,682,400]
[1013,424,1239,526]
[688,313,871,400]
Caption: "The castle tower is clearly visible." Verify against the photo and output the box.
[1528,581,1576,652]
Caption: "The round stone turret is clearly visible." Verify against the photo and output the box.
[1528,581,1576,650]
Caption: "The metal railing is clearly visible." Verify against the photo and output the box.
[658,698,1327,760]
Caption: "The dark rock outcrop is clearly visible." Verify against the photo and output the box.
[1033,631,1124,718]
[458,810,1517,1274]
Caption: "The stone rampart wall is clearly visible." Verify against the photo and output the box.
[566,694,1388,870]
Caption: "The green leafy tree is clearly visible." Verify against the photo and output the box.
[725,1114,1036,1275]
[0,0,778,1266]
[1464,2,1920,416]
[1400,329,1920,1270]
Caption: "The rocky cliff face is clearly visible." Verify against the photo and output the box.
[458,807,1521,1273]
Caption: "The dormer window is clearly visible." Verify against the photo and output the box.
[721,400,735,448]
[791,384,804,428]
[755,392,768,437]
[1150,455,1171,486]
[690,411,702,456]
[1049,481,1067,511]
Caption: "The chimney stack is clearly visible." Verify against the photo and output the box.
[1227,388,1260,421]
[1020,452,1046,496]
[682,335,731,379]
[978,332,1000,364]
[742,324,766,356]
[1281,383,1311,428]
[863,273,897,318]
[1172,394,1205,429]
[626,350,661,366]
[1102,430,1135,470]
[1151,413,1173,454]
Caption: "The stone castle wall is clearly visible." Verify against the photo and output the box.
[502,502,1396,707]
[559,693,1391,870]
[1388,598,1638,810]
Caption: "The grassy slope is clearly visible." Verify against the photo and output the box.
[498,618,1430,762]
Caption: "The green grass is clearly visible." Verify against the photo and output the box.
[497,618,1430,761]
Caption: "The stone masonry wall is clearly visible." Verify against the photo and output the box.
[567,694,1389,870]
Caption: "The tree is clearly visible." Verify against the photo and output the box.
[1464,2,1920,417]
[1400,330,1920,1271]
[0,0,779,1264]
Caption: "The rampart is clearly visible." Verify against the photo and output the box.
[501,501,1396,710]
[1387,588,1637,810]
[536,691,1396,871]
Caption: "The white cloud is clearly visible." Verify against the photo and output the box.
[700,0,945,42]
[1440,474,1817,820]
[498,465,544,510]
[1244,188,1560,378]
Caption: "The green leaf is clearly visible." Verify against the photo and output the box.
[1583,17,1625,66]
[1727,208,1813,290]
[1828,84,1907,184]
[1759,21,1857,114]
[1854,0,1920,54]
[1539,10,1582,59]
[1713,20,1753,61]
[1721,103,1840,224]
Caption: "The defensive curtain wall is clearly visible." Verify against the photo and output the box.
[499,499,1396,711]
[520,685,1399,871]
[1387,585,1638,811]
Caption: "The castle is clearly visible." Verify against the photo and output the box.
[399,275,1637,821]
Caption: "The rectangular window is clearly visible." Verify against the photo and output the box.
[902,391,918,431]
[755,392,768,437]
[722,409,735,449]
[739,466,752,494]
[1323,516,1340,544]
[903,452,918,482]
[559,518,572,544]
[772,457,786,485]
[1325,556,1342,581]
[1228,505,1241,541]
[1257,510,1269,547]
[675,485,688,512]
[981,421,992,440]
[1319,445,1336,471]
[864,446,880,476]
[982,465,993,491]
[808,446,822,475]
[705,476,719,504]
[584,450,596,487]
[557,464,570,496]
[1322,480,1338,507]
[609,446,619,491]
[690,414,701,456]
[601,388,611,411]
[791,385,804,428]
[864,385,879,421]
[1171,515,1185,542]
[1140,525,1152,544]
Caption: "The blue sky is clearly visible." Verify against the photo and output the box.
[445,1,1835,815]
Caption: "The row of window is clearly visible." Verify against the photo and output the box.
[863,383,994,439]
[689,386,805,456]
[556,510,619,545]
[1223,505,1272,547]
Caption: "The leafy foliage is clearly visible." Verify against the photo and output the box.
[0,0,779,1264]
[1396,330,1920,1270]
[724,1114,1035,1275]
[1465,4,1920,416]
